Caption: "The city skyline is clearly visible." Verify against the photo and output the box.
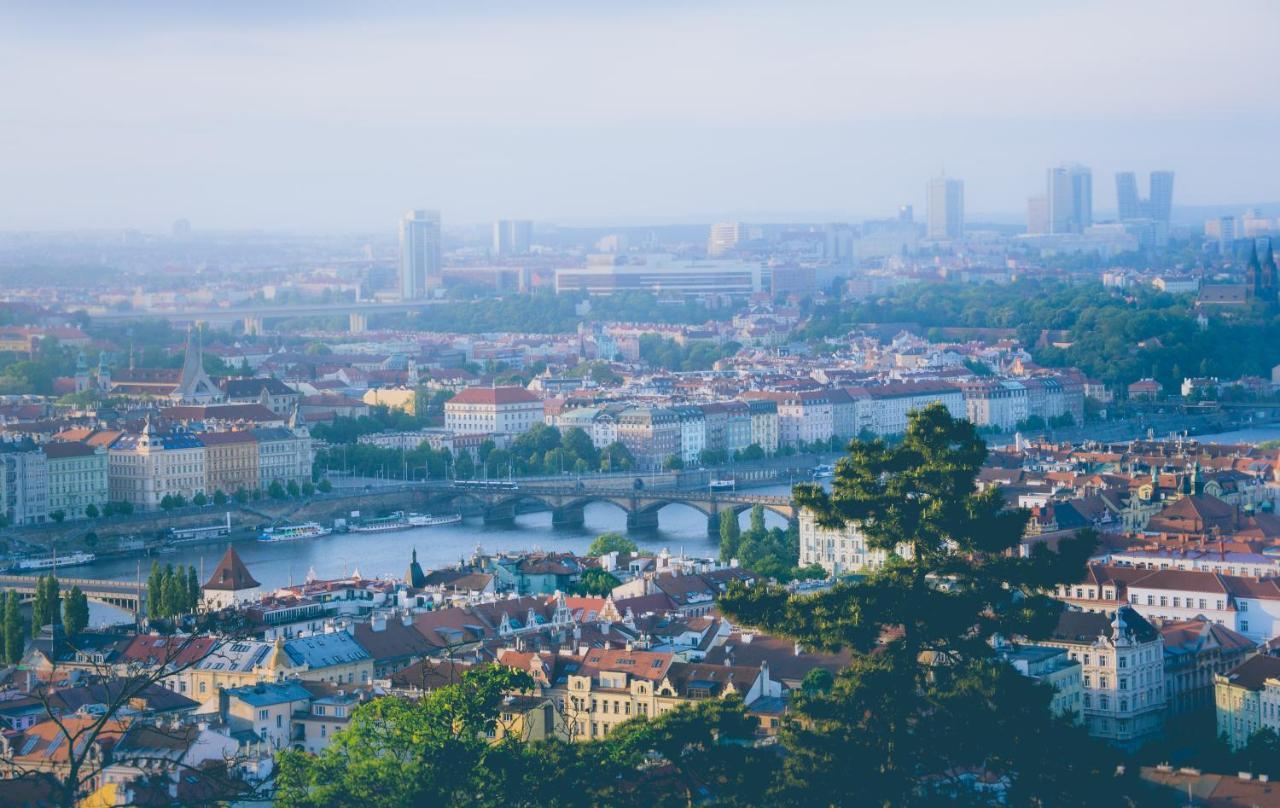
[1,1,1277,230]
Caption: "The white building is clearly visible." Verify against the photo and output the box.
[1044,607,1164,749]
[849,381,966,437]
[962,379,1029,432]
[927,176,964,241]
[1215,655,1280,751]
[445,387,544,436]
[399,209,442,300]
[797,508,911,576]
[42,441,107,520]
[0,449,48,525]
[107,417,206,511]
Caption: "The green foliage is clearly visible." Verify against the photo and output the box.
[277,665,770,808]
[84,503,99,519]
[3,590,24,663]
[212,490,228,506]
[233,487,249,503]
[586,532,638,558]
[31,574,58,630]
[572,568,621,596]
[638,334,741,371]
[719,403,1115,806]
[663,453,683,470]
[735,443,766,462]
[801,667,834,695]
[599,441,634,472]
[61,585,89,637]
[286,479,301,498]
[49,510,65,524]
[804,279,1280,391]
[317,478,332,494]
[268,480,286,499]
[192,492,208,507]
[187,566,201,612]
[718,507,741,562]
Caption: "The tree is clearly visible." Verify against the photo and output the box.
[317,478,332,494]
[287,479,301,498]
[62,586,89,637]
[275,665,534,807]
[454,451,475,480]
[212,489,228,506]
[748,503,766,535]
[4,590,23,664]
[83,503,99,520]
[718,507,741,562]
[301,481,315,497]
[32,575,58,631]
[161,564,183,618]
[738,443,765,461]
[268,480,286,500]
[159,494,176,512]
[801,667,834,695]
[147,562,163,619]
[599,441,634,472]
[586,532,638,558]
[50,510,65,524]
[663,454,684,471]
[719,404,1114,806]
[192,492,208,507]
[187,565,201,612]
[573,568,621,596]
[233,487,249,503]
[171,493,187,509]
[561,427,599,469]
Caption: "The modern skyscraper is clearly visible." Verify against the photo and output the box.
[1147,171,1175,224]
[492,219,532,257]
[398,209,441,300]
[926,176,964,241]
[1047,163,1092,234]
[708,222,744,256]
[1026,196,1050,235]
[1115,170,1175,223]
[1115,172,1141,221]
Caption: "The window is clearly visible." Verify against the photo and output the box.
[1240,601,1249,613]
[1118,656,1127,669]
[1241,620,1249,633]
[1146,595,1154,605]
[259,709,269,720]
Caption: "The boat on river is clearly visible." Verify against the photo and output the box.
[259,522,331,543]
[407,512,463,528]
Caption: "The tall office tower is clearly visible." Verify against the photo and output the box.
[926,176,964,240]
[1147,171,1175,223]
[1116,170,1175,223]
[1026,196,1050,235]
[399,209,441,300]
[1217,216,1236,255]
[1047,163,1092,234]
[898,204,914,223]
[708,222,743,256]
[492,219,533,257]
[1116,172,1141,220]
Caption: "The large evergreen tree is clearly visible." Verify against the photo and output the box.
[147,561,163,618]
[718,507,741,562]
[62,585,89,637]
[3,590,23,663]
[719,403,1120,805]
[187,565,201,612]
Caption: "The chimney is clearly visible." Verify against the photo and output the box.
[371,615,387,633]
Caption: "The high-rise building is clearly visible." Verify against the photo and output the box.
[1047,163,1092,234]
[897,204,914,223]
[1027,196,1050,235]
[926,176,964,241]
[399,209,441,300]
[707,222,743,257]
[1215,215,1236,255]
[492,219,532,257]
[1115,172,1141,221]
[1115,170,1175,223]
[1147,171,1175,224]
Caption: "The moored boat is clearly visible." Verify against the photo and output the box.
[259,522,331,542]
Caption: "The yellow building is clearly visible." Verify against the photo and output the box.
[498,647,774,741]
[201,430,260,496]
[363,387,418,415]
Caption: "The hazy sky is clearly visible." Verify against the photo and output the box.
[2,0,1277,231]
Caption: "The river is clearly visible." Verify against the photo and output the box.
[80,485,795,597]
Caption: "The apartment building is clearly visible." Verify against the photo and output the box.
[1215,654,1280,750]
[617,407,681,471]
[0,448,49,525]
[962,379,1029,431]
[42,441,107,520]
[108,418,205,510]
[201,430,260,496]
[1044,607,1165,749]
[445,386,544,436]
[797,508,912,576]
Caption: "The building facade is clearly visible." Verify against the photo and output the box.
[42,441,107,520]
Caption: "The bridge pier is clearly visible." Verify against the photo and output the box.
[551,505,584,528]
[484,502,517,525]
[626,509,660,531]
[706,510,721,538]
[349,312,368,333]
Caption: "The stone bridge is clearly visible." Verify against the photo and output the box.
[0,575,146,617]
[428,483,796,535]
